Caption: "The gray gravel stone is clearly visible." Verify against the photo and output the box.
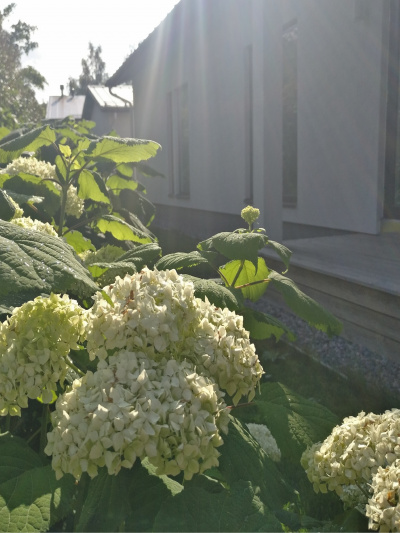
[251,297,400,400]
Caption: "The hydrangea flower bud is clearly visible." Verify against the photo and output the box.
[241,205,260,226]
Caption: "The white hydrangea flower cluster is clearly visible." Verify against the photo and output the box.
[64,185,84,218]
[10,215,58,236]
[45,350,229,481]
[8,195,24,218]
[0,294,87,416]
[246,423,281,462]
[1,155,84,218]
[366,459,400,532]
[302,409,400,521]
[1,156,57,180]
[86,268,263,404]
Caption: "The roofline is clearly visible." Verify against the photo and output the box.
[106,0,182,87]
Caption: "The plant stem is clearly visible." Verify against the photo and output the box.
[39,405,49,456]
[235,278,271,290]
[66,359,85,377]
[230,259,245,288]
[57,183,69,237]
[27,426,41,444]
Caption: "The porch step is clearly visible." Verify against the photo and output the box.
[260,233,400,361]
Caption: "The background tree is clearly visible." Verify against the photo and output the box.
[0,3,46,130]
[68,42,108,95]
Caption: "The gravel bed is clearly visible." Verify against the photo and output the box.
[251,297,400,401]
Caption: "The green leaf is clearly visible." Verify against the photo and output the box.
[75,469,131,532]
[217,417,293,512]
[96,215,153,244]
[63,230,95,254]
[0,433,75,532]
[0,126,56,163]
[106,174,138,194]
[242,307,295,341]
[6,191,44,206]
[84,136,160,163]
[87,244,160,283]
[220,258,270,302]
[154,475,283,532]
[265,241,292,272]
[0,190,16,221]
[198,232,267,268]
[119,188,155,227]
[156,251,210,271]
[117,243,162,270]
[88,261,136,280]
[135,161,165,178]
[125,459,183,532]
[0,174,60,217]
[267,270,342,336]
[232,382,339,462]
[0,220,98,310]
[77,170,110,204]
[183,275,244,311]
[77,461,183,533]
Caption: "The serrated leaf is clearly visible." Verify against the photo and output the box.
[232,382,339,462]
[242,307,295,341]
[217,417,293,511]
[117,243,161,269]
[125,459,183,532]
[6,191,44,206]
[119,188,155,227]
[220,258,270,302]
[265,241,292,272]
[106,174,138,194]
[183,275,243,311]
[0,174,60,217]
[0,433,43,481]
[77,170,110,204]
[96,215,153,244]
[84,136,160,163]
[267,271,342,336]
[75,469,131,532]
[0,220,98,309]
[198,232,267,268]
[0,434,75,532]
[154,475,283,532]
[63,230,95,254]
[135,161,165,178]
[0,190,16,221]
[156,251,210,271]
[0,126,56,163]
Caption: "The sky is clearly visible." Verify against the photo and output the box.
[5,0,181,103]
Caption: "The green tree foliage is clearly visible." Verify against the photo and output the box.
[0,3,46,129]
[68,42,108,95]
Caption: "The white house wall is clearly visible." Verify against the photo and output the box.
[283,0,386,234]
[133,0,256,220]
[128,0,387,237]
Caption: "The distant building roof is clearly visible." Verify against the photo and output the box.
[45,95,86,120]
[87,85,133,109]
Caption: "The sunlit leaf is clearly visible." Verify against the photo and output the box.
[220,258,270,302]
[85,136,160,163]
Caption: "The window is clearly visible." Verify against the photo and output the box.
[385,1,400,219]
[168,83,190,198]
[282,20,298,207]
